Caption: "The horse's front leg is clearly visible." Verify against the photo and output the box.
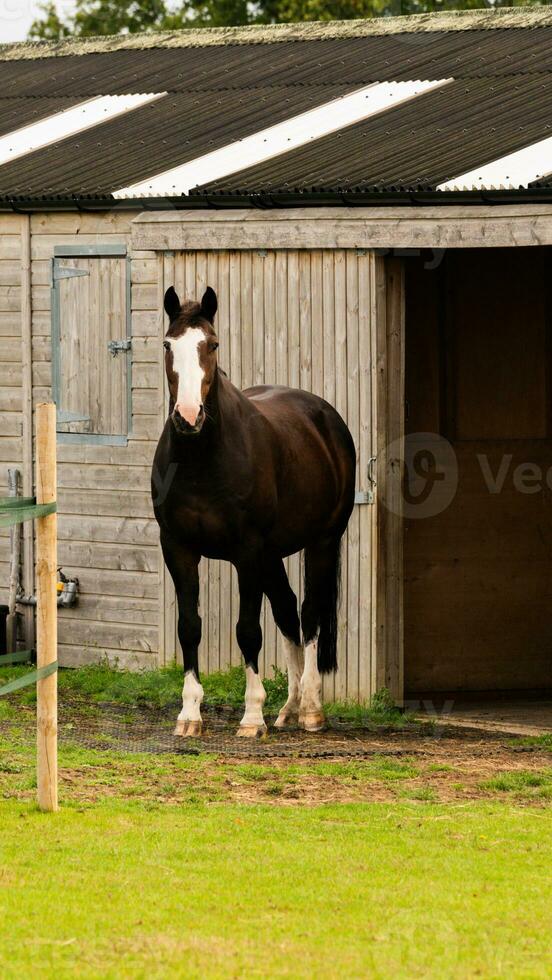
[235,559,266,738]
[161,536,203,737]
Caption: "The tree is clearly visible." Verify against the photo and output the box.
[28,0,552,41]
[30,0,171,39]
[29,2,72,39]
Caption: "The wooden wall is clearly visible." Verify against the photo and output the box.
[405,247,552,692]
[0,211,160,669]
[0,211,402,702]
[0,215,24,604]
[161,248,384,701]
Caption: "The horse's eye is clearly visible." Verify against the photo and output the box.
[210,341,219,352]
[163,340,171,352]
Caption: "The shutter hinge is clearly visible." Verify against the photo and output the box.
[53,266,89,281]
[108,339,132,357]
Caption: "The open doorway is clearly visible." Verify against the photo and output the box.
[404,247,552,696]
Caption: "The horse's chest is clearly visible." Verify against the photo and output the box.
[164,493,236,556]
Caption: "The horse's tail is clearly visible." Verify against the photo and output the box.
[318,541,341,673]
[303,538,342,674]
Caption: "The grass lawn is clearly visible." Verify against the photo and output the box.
[0,797,551,979]
[1,665,551,977]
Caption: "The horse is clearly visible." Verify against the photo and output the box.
[152,285,356,737]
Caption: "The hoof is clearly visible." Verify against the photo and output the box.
[174,718,203,737]
[274,708,299,729]
[299,712,326,733]
[237,724,267,738]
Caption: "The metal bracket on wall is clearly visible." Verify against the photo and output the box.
[354,455,377,505]
[108,339,132,357]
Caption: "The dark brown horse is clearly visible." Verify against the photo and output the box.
[152,286,356,737]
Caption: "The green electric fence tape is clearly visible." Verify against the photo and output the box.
[0,495,58,695]
[0,661,58,697]
[0,497,57,528]
[0,651,33,665]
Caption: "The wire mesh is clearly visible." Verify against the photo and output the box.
[0,692,437,760]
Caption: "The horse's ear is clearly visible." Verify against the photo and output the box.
[164,286,181,322]
[200,286,217,324]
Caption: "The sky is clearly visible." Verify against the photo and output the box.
[0,1,77,42]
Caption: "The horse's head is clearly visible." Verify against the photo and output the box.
[163,286,219,435]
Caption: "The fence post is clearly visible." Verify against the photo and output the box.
[36,403,57,812]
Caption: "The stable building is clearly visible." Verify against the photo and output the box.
[1,9,552,702]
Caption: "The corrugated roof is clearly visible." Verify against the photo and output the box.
[197,76,552,195]
[0,86,360,197]
[0,97,79,138]
[1,29,552,100]
[0,10,551,205]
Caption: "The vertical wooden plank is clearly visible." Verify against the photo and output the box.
[299,251,312,393]
[373,254,387,698]
[240,251,254,390]
[275,251,288,388]
[195,251,208,305]
[358,252,374,702]
[36,402,58,813]
[156,251,169,666]
[252,251,265,387]
[333,250,348,700]
[59,258,90,433]
[20,215,34,652]
[383,257,405,702]
[106,256,124,435]
[310,252,324,400]
[346,252,360,701]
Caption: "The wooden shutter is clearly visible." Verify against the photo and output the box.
[53,253,129,439]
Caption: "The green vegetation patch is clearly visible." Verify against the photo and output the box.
[481,769,552,799]
[508,733,552,752]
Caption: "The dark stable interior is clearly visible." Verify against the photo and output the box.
[405,247,552,693]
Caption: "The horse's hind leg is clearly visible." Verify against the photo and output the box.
[300,537,342,732]
[235,558,266,738]
[160,534,203,737]
[264,557,304,729]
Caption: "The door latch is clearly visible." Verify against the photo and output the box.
[108,339,131,357]
[354,455,377,505]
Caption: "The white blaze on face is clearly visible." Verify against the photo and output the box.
[171,327,205,426]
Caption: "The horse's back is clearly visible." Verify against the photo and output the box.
[243,384,356,542]
[244,384,351,439]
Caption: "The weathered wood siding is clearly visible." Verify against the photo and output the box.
[0,211,161,668]
[0,216,24,603]
[161,248,383,701]
[0,208,402,703]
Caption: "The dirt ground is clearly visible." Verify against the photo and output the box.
[2,695,551,806]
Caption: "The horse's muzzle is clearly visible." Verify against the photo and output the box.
[172,406,205,434]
